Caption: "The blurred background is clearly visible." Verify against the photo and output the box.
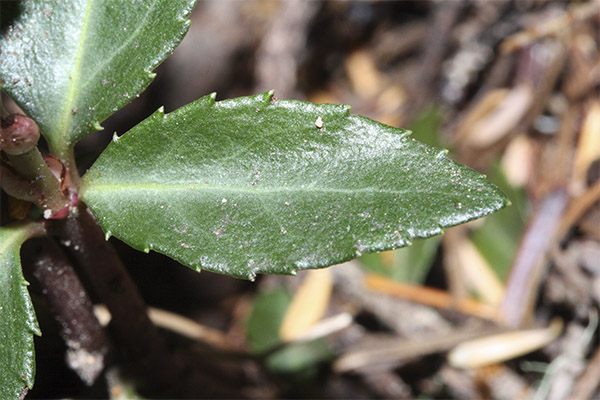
[3,0,599,398]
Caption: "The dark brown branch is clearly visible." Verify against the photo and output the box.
[53,204,241,397]
[27,237,109,385]
[52,204,185,392]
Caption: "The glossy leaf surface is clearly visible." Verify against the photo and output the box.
[81,92,508,279]
[0,0,195,158]
[0,224,42,400]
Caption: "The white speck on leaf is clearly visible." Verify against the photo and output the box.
[315,116,323,128]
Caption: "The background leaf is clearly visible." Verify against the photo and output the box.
[359,237,441,284]
[0,0,195,159]
[246,289,334,376]
[469,162,529,280]
[246,288,291,354]
[80,92,508,280]
[0,224,42,400]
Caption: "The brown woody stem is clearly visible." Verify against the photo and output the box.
[53,203,189,395]
[27,237,109,385]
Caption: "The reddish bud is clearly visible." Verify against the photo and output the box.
[0,114,41,155]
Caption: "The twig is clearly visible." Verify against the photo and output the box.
[254,0,319,98]
[569,346,600,400]
[53,203,243,397]
[93,304,229,349]
[27,237,109,385]
[557,180,600,240]
[499,189,569,328]
[53,204,190,396]
[334,324,504,373]
[500,2,600,54]
[408,0,463,118]
[365,274,499,321]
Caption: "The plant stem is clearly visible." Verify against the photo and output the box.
[26,237,109,385]
[53,203,247,397]
[5,147,68,216]
[53,204,189,395]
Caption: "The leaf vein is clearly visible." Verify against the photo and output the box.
[78,1,159,95]
[57,0,94,146]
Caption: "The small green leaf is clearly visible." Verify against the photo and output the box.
[409,106,446,150]
[360,236,441,284]
[266,340,334,374]
[0,0,195,159]
[246,288,291,354]
[81,92,509,280]
[246,289,333,376]
[470,162,529,280]
[0,223,42,400]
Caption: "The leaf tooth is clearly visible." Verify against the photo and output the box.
[147,71,157,79]
[92,122,103,131]
[435,149,450,159]
[111,133,120,143]
[104,230,112,240]
[209,92,217,103]
[190,263,202,273]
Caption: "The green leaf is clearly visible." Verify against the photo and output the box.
[80,92,509,280]
[0,223,42,400]
[246,288,333,376]
[357,106,446,284]
[0,0,195,159]
[360,236,441,284]
[246,288,291,354]
[266,340,334,375]
[470,162,529,281]
[409,106,446,150]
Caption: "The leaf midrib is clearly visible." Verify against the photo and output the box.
[56,0,94,148]
[81,182,452,197]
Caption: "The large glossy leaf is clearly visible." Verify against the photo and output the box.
[0,0,195,159]
[0,223,42,400]
[80,92,509,280]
